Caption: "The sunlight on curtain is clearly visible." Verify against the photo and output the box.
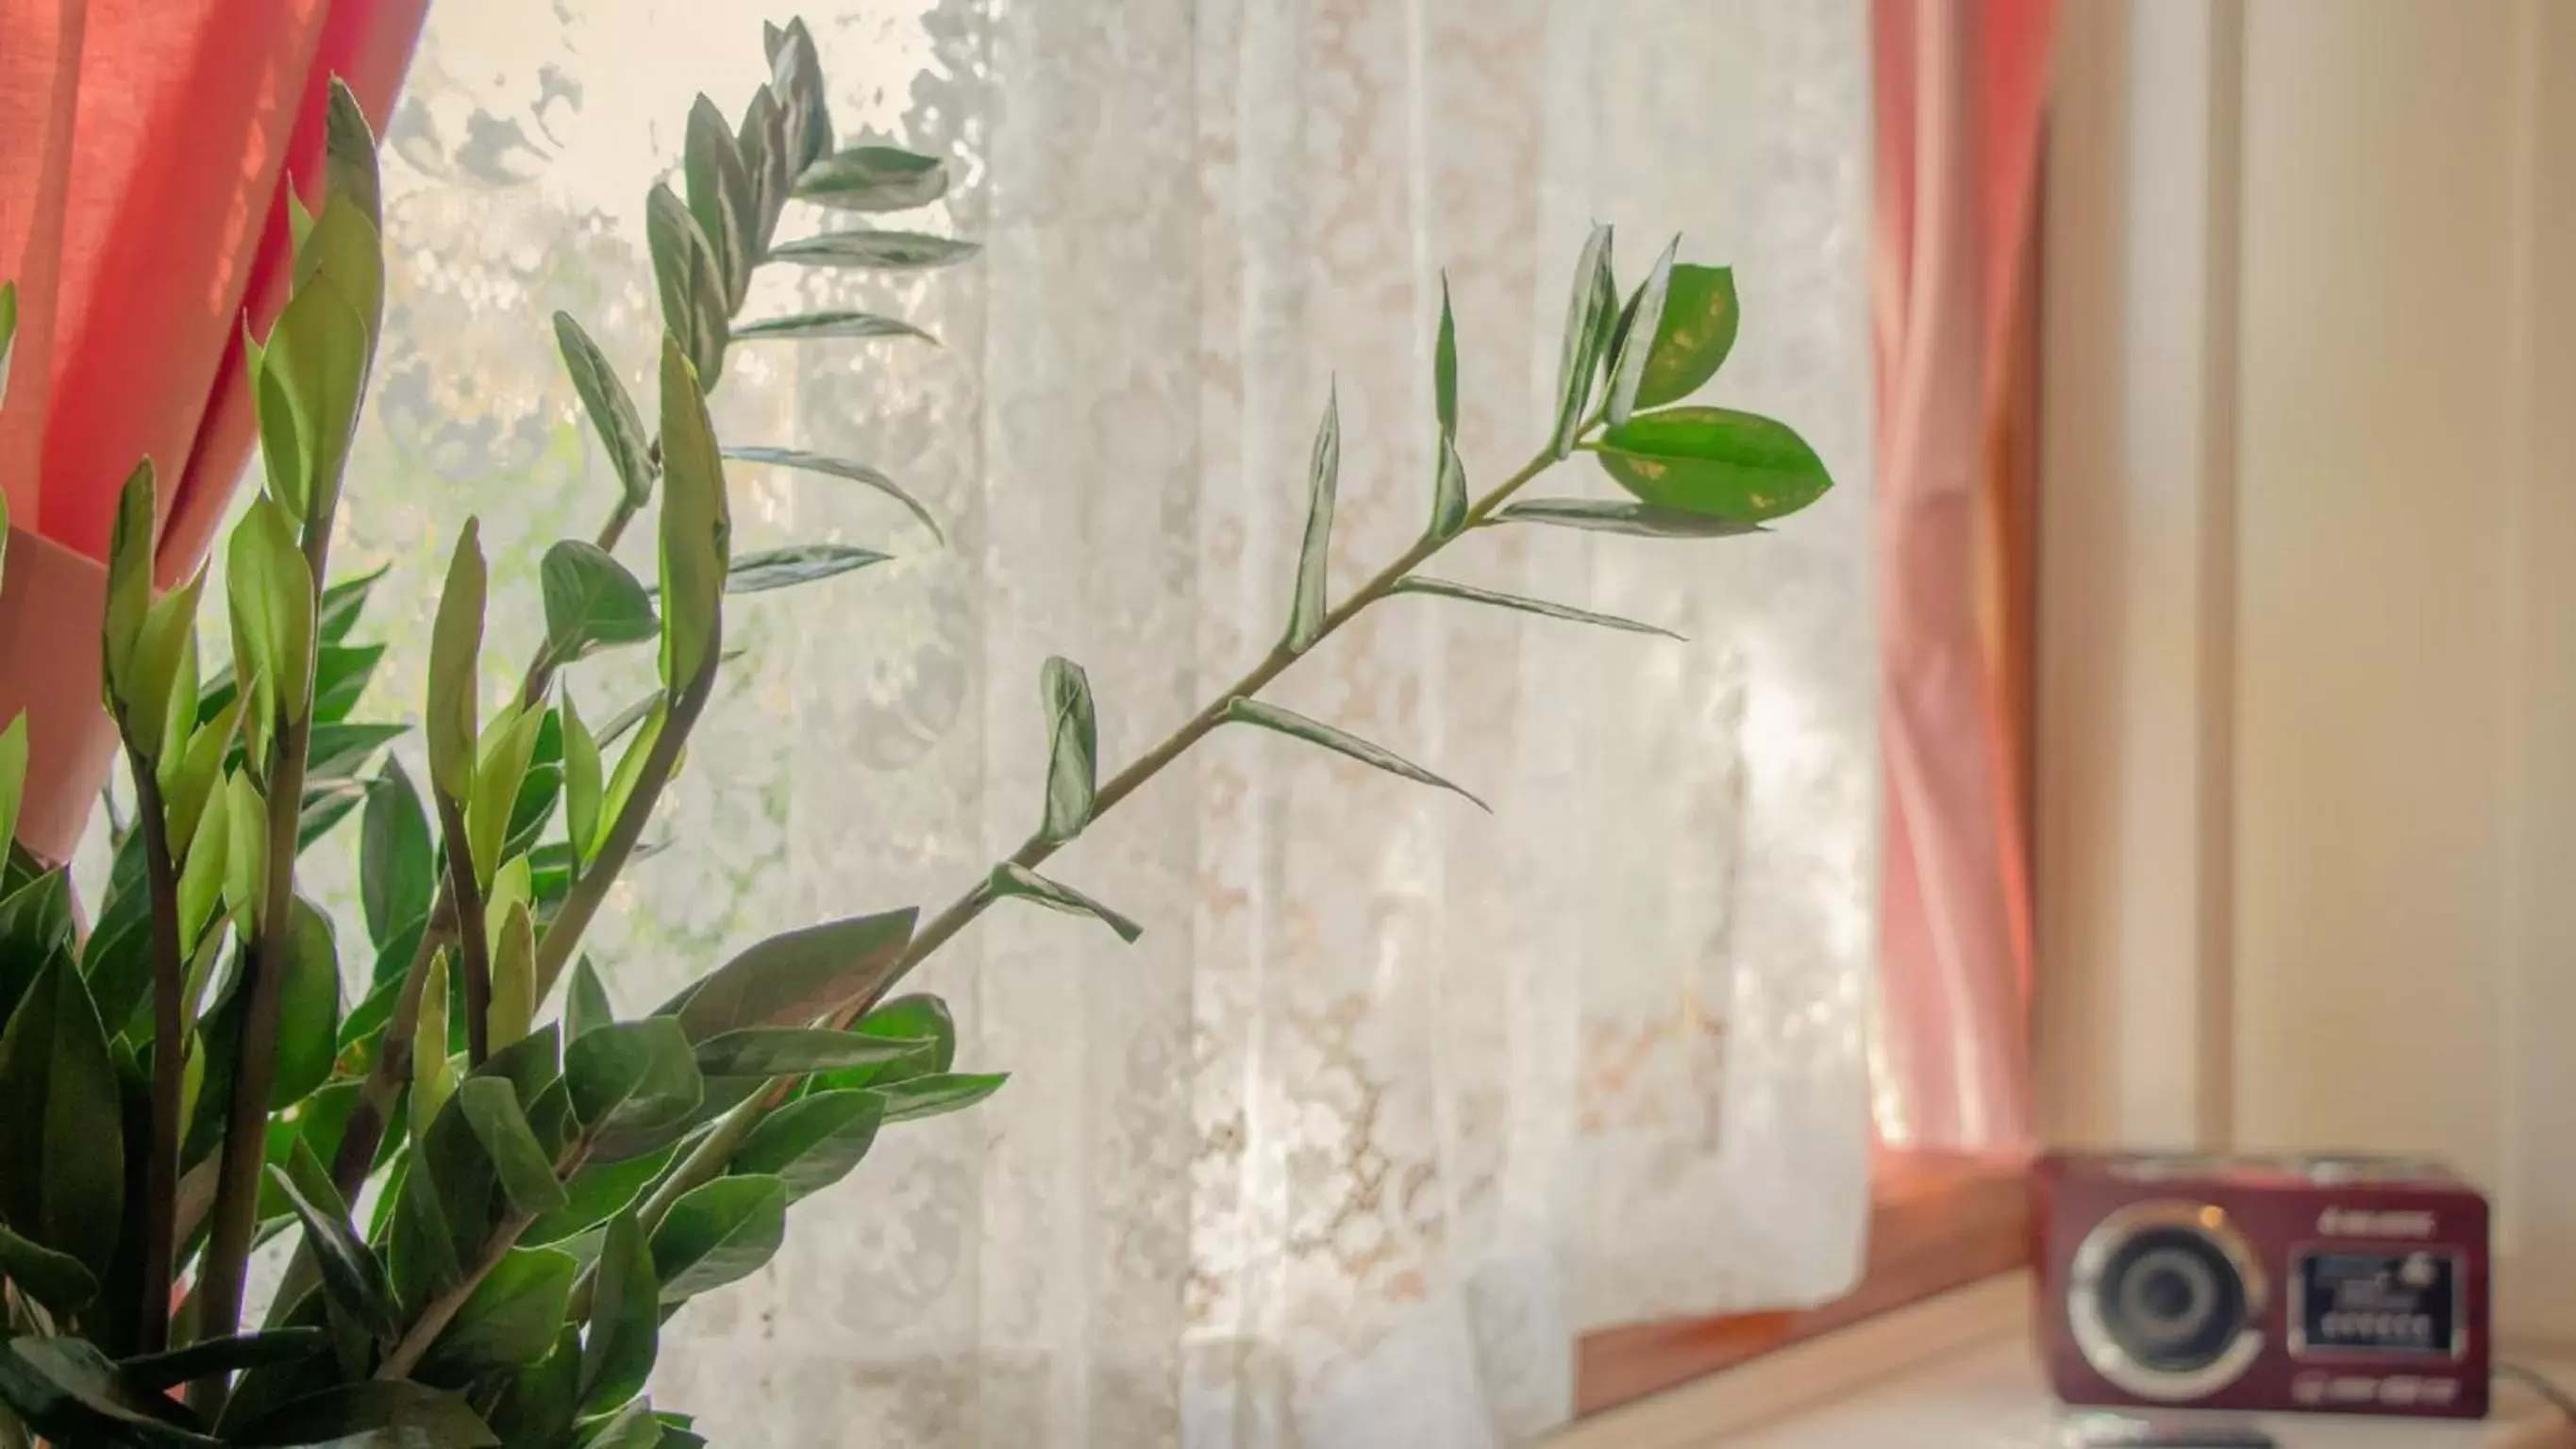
[313,0,1874,1442]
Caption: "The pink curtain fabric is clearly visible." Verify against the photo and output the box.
[0,0,427,860]
[1870,0,2054,1150]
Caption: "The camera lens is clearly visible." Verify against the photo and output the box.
[2098,1226,2250,1372]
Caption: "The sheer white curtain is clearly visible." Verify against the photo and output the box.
[337,0,1874,1442]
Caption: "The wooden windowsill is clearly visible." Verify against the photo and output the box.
[1572,1149,2032,1417]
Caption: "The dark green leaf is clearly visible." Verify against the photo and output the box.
[358,760,430,958]
[235,1380,497,1448]
[808,994,949,1094]
[542,541,660,664]
[877,1072,1009,1124]
[456,1078,570,1216]
[1037,657,1096,843]
[566,957,614,1041]
[730,309,933,345]
[583,1400,664,1449]
[718,446,943,542]
[724,542,891,595]
[645,185,728,386]
[420,1247,576,1380]
[792,145,945,211]
[317,562,388,646]
[1634,263,1741,408]
[1491,497,1765,539]
[554,313,657,508]
[305,722,404,783]
[683,95,754,308]
[1604,236,1680,427]
[0,1221,97,1318]
[731,1089,883,1202]
[765,230,979,270]
[265,1166,400,1346]
[0,955,125,1272]
[0,867,72,966]
[987,861,1140,943]
[765,19,832,173]
[485,1327,578,1449]
[1429,437,1467,543]
[736,89,789,254]
[1284,384,1338,653]
[1391,576,1681,639]
[101,462,157,727]
[121,1329,326,1392]
[671,907,918,1043]
[1433,273,1458,439]
[0,1337,215,1448]
[580,1211,658,1412]
[271,899,343,1108]
[563,1020,703,1160]
[323,79,382,231]
[691,1027,929,1078]
[648,1175,786,1305]
[656,334,730,696]
[522,1145,671,1246]
[1220,696,1486,811]
[1593,406,1833,523]
[1549,224,1616,457]
[310,642,384,724]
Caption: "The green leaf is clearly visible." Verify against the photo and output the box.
[101,460,156,718]
[656,334,730,696]
[764,230,979,270]
[724,542,890,595]
[1429,437,1468,544]
[1036,657,1096,843]
[1593,406,1833,523]
[791,145,946,211]
[1604,235,1680,427]
[580,1211,658,1411]
[163,694,240,852]
[736,90,789,254]
[264,1166,399,1346]
[645,185,728,387]
[236,1381,495,1449]
[227,493,318,731]
[121,1329,326,1393]
[0,1221,97,1318]
[876,1072,1009,1124]
[671,906,918,1043]
[130,574,208,765]
[485,1327,578,1449]
[563,1019,703,1160]
[730,309,933,345]
[564,957,614,1041]
[1220,696,1486,811]
[1491,497,1765,539]
[1284,384,1339,653]
[850,994,956,1085]
[305,721,405,784]
[1634,263,1741,409]
[0,714,24,856]
[465,702,544,890]
[1547,225,1617,458]
[421,1247,576,1379]
[0,956,125,1272]
[316,561,388,645]
[412,952,456,1147]
[0,1338,215,1449]
[223,771,269,933]
[598,699,666,850]
[310,641,383,724]
[427,521,485,802]
[1391,576,1681,640]
[262,257,372,522]
[522,1144,668,1246]
[360,758,432,952]
[0,871,75,970]
[542,541,660,665]
[583,1400,665,1449]
[731,1089,883,1203]
[273,898,344,1108]
[648,1175,786,1305]
[560,696,604,869]
[319,75,382,223]
[455,1077,568,1216]
[0,280,14,413]
[1433,273,1458,438]
[718,446,944,542]
[683,95,754,309]
[554,314,657,509]
[765,19,833,173]
[690,1027,928,1078]
[988,861,1140,944]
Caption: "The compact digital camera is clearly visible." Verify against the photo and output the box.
[2035,1151,2490,1419]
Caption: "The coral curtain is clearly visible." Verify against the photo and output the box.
[0,0,427,861]
[1870,0,2054,1150]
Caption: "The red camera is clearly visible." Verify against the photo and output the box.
[2034,1151,2491,1418]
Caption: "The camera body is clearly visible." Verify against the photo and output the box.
[2035,1151,2490,1419]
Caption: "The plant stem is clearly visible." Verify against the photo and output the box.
[376,1136,594,1380]
[643,422,1594,1227]
[124,758,187,1357]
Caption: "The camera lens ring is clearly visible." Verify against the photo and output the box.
[2068,1201,2267,1402]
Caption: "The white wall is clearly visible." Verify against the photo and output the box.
[2040,0,2576,1339]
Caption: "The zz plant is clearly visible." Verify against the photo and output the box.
[0,18,1832,1449]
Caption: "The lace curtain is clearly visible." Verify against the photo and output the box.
[302,0,1874,1441]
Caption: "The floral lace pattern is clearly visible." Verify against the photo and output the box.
[318,0,1873,1442]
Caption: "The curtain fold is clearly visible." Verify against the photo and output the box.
[0,0,427,860]
[1868,0,2055,1151]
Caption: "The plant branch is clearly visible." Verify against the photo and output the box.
[124,756,187,1357]
[435,789,493,1067]
[376,1138,592,1381]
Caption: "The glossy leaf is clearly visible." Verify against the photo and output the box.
[419,1247,577,1379]
[485,1327,578,1449]
[1549,224,1615,458]
[988,861,1141,944]
[736,90,788,251]
[656,334,730,696]
[1491,497,1765,539]
[792,145,946,211]
[765,19,832,171]
[565,957,614,1041]
[316,560,388,645]
[580,1211,658,1411]
[598,699,666,849]
[1429,437,1468,543]
[456,1077,567,1216]
[1603,235,1680,427]
[554,314,657,508]
[645,185,728,386]
[542,541,660,665]
[489,902,537,1053]
[765,230,979,270]
[0,714,24,858]
[322,77,382,229]
[121,1328,326,1393]
[227,493,317,732]
[877,1072,1009,1124]
[730,309,933,345]
[1391,576,1680,640]
[261,254,372,522]
[265,1166,399,1346]
[0,1221,97,1319]
[648,1175,786,1305]
[718,446,943,541]
[730,1089,883,1202]
[583,1401,664,1449]
[1220,696,1486,811]
[223,771,268,933]
[235,1381,496,1449]
[427,522,485,801]
[690,1027,928,1078]
[724,542,891,595]
[310,641,384,724]
[1284,384,1339,653]
[563,1019,703,1159]
[465,702,544,890]
[561,695,604,867]
[670,906,918,1042]
[1037,657,1096,843]
[0,1337,214,1449]
[1593,406,1833,523]
[360,758,432,952]
[163,694,240,852]
[853,995,956,1083]
[412,952,456,1148]
[0,957,124,1272]
[1633,263,1741,408]
[101,460,156,719]
[683,94,755,308]
[522,1144,669,1246]
[273,899,345,1108]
